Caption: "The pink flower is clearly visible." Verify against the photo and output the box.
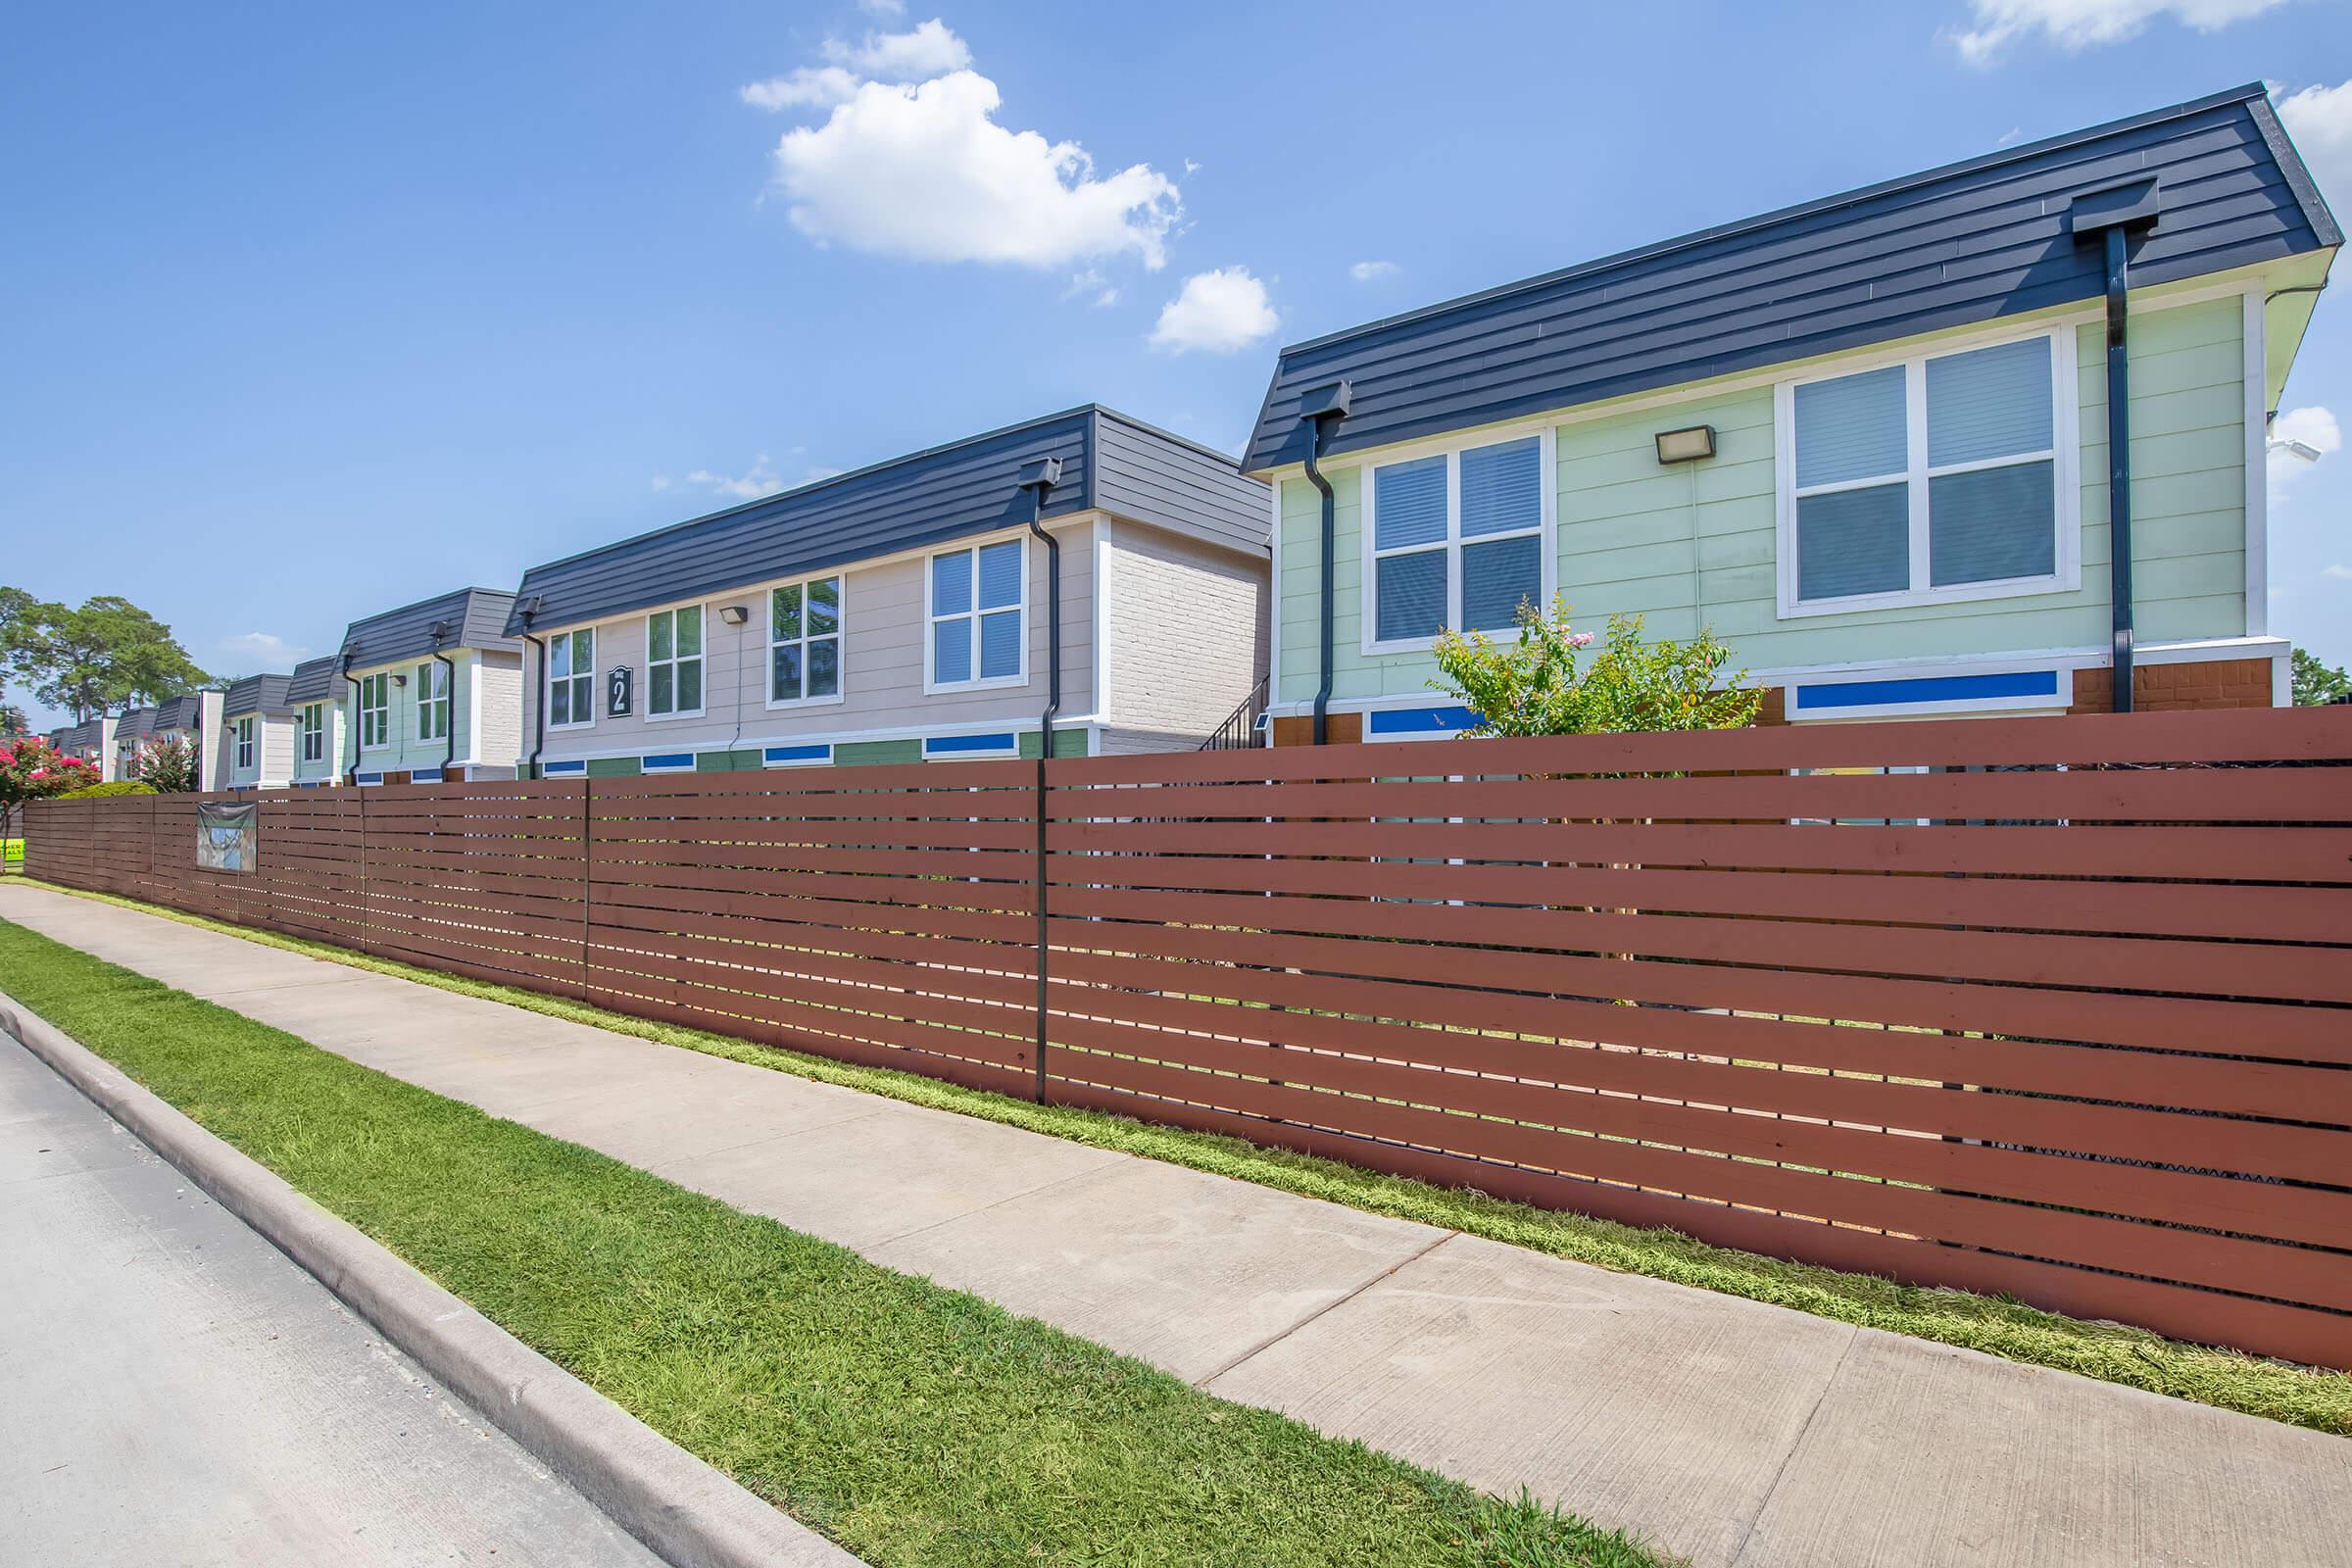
[28,767,45,779]
[1568,631,1594,649]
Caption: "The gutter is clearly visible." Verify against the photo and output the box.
[429,621,459,781]
[339,649,361,786]
[2072,181,2161,713]
[1015,455,1062,1105]
[1296,382,1351,745]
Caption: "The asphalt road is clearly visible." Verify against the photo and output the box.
[0,1029,664,1568]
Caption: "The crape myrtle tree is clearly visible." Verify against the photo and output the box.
[0,735,101,858]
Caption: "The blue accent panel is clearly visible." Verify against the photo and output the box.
[1366,705,1479,735]
[541,760,587,776]
[509,408,1266,639]
[1246,86,2332,474]
[354,771,384,786]
[925,732,1017,756]
[1793,669,2061,710]
[763,744,832,764]
[642,752,695,770]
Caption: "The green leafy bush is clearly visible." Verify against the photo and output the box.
[58,779,158,799]
[1430,597,1762,736]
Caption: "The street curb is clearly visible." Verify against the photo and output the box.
[0,987,863,1568]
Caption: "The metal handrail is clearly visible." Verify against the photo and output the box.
[1199,676,1269,750]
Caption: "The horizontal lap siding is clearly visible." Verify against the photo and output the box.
[20,704,2352,1368]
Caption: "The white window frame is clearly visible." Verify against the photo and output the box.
[767,574,847,710]
[299,702,325,764]
[546,627,596,731]
[1774,323,2080,619]
[359,672,390,751]
[1358,428,1558,657]
[416,662,451,743]
[644,605,706,721]
[924,532,1028,694]
[233,716,255,770]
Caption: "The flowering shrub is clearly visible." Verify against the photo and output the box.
[1429,597,1762,737]
[132,733,200,793]
[0,736,102,853]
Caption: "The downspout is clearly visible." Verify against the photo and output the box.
[2072,181,2159,713]
[516,596,547,781]
[339,650,361,786]
[429,621,457,780]
[1014,455,1062,1105]
[1296,381,1351,744]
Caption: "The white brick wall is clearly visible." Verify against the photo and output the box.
[1102,521,1267,747]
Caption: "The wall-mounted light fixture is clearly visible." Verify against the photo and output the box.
[392,673,409,687]
[1654,424,1716,465]
[717,605,751,627]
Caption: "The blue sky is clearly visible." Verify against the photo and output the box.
[4,0,2348,727]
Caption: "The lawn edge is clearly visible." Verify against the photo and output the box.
[7,875,2344,1437]
[0,982,866,1568]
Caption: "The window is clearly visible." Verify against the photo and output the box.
[416,662,450,742]
[646,606,704,717]
[928,538,1023,688]
[359,672,390,749]
[1779,328,2075,615]
[770,576,843,706]
[1364,434,1549,652]
[547,628,594,728]
[233,716,255,770]
[299,703,325,763]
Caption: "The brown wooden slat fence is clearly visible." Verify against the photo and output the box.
[21,707,2352,1368]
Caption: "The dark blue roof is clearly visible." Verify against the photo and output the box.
[343,588,519,670]
[508,406,1267,636]
[222,673,296,717]
[1244,84,2338,472]
[153,695,207,731]
[286,655,341,703]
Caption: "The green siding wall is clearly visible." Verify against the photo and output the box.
[835,739,922,766]
[585,756,641,778]
[1276,298,2249,704]
[1020,728,1089,760]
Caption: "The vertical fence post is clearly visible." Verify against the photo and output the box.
[580,777,594,1004]
[1032,755,1050,1104]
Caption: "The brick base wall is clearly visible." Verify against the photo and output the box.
[2069,658,2275,714]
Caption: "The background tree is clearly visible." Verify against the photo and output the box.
[1430,598,1762,736]
[0,592,211,721]
[0,702,27,737]
[2292,647,2350,706]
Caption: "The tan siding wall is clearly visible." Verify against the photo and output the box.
[526,518,1099,760]
[474,651,523,772]
[1101,520,1267,751]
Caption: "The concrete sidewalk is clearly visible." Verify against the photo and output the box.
[3,879,2346,1568]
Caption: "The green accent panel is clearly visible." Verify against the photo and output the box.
[1275,298,2250,706]
[585,756,642,778]
[835,739,921,766]
[696,750,761,773]
[1018,728,1089,760]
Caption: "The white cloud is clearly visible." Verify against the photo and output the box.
[2278,79,2352,210]
[822,19,970,80]
[2323,564,2352,580]
[2268,404,2339,503]
[1063,268,1120,308]
[1149,267,1279,355]
[1946,0,2287,63]
[650,474,671,491]
[741,67,861,113]
[1348,260,1398,282]
[686,456,789,501]
[769,72,1180,270]
[858,0,906,14]
[219,631,312,667]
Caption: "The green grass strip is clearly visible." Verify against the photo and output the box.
[11,876,2349,1438]
[0,915,1666,1568]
